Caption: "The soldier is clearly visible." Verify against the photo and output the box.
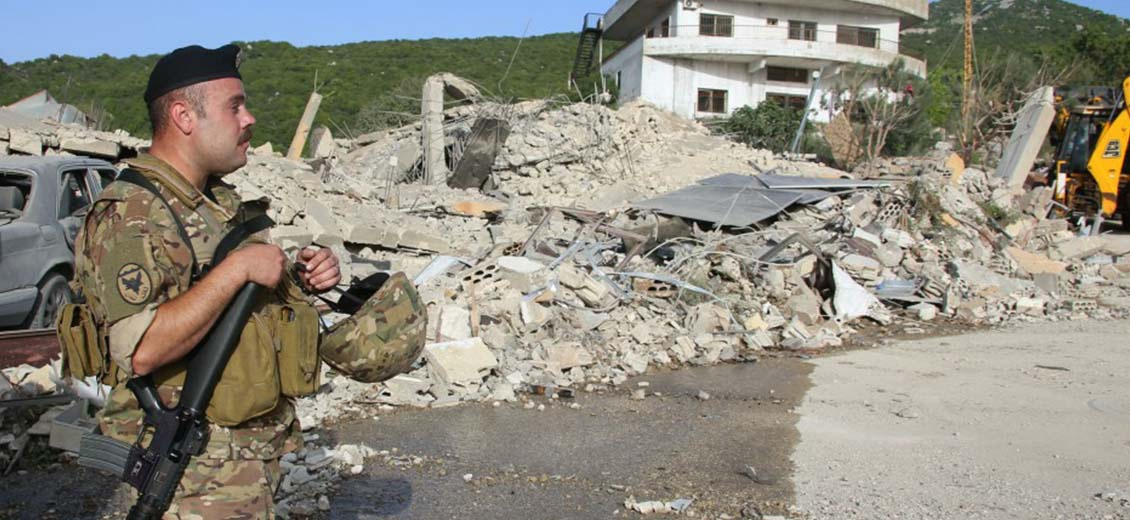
[65,44,427,518]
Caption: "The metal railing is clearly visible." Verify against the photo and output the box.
[642,23,913,57]
[582,12,605,32]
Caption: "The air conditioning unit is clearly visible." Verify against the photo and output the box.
[682,0,701,10]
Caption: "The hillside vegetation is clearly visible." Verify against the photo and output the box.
[1,0,1128,149]
[0,34,596,147]
[901,0,1130,82]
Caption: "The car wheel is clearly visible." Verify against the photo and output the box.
[28,273,72,329]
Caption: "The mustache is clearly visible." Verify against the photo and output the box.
[239,129,253,144]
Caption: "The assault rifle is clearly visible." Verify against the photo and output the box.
[77,283,263,520]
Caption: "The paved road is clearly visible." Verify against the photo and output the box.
[793,319,1130,519]
[329,359,810,519]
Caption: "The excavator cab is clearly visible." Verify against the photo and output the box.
[1052,77,1130,226]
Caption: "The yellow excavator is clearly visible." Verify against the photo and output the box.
[1051,76,1130,228]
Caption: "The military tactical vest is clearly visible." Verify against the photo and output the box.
[58,160,321,428]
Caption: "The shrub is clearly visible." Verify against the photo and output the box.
[722,100,806,153]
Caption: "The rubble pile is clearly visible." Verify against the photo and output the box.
[0,108,146,160]
[0,364,61,472]
[4,92,1130,516]
[211,101,1130,429]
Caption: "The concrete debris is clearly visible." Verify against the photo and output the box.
[908,303,939,321]
[625,496,694,515]
[0,108,145,160]
[5,88,1130,497]
[995,87,1056,193]
[424,338,498,386]
[308,125,338,159]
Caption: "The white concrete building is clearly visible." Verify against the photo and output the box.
[597,0,928,120]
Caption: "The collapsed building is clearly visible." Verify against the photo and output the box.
[3,77,1130,516]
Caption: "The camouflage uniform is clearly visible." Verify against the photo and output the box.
[319,271,427,383]
[74,153,299,519]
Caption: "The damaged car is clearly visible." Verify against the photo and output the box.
[0,157,117,329]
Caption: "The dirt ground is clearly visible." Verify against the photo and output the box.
[793,319,1130,520]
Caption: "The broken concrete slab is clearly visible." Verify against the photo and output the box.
[59,136,120,159]
[1012,296,1046,316]
[378,375,433,407]
[908,302,938,321]
[304,199,342,240]
[8,128,42,156]
[438,305,472,342]
[995,86,1055,192]
[952,259,1035,298]
[519,300,552,327]
[308,126,337,159]
[424,338,499,386]
[1051,236,1107,261]
[839,253,881,280]
[546,342,595,371]
[497,256,547,293]
[787,287,823,325]
[1006,246,1067,275]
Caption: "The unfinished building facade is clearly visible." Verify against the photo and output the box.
[594,0,927,120]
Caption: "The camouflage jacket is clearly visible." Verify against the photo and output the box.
[73,153,299,460]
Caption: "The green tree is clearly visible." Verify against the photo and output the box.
[723,100,805,153]
[825,60,930,170]
[1070,25,1130,85]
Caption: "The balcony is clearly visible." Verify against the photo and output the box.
[640,24,926,76]
[603,0,927,41]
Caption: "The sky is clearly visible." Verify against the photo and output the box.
[0,0,1127,64]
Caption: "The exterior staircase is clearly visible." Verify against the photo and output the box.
[570,13,604,85]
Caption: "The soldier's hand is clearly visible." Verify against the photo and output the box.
[234,243,288,288]
[297,246,341,293]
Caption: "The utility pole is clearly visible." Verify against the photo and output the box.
[962,0,974,122]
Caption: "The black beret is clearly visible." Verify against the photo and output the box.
[144,44,243,104]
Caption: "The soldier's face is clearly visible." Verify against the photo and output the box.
[194,78,256,175]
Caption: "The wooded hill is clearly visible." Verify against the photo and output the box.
[0,34,590,147]
[1,0,1128,147]
[900,0,1129,81]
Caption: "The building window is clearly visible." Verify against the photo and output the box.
[617,71,622,87]
[697,89,728,113]
[766,94,808,110]
[767,66,810,84]
[700,14,734,37]
[788,20,817,41]
[767,18,779,26]
[836,25,879,48]
[660,17,671,37]
[646,27,655,38]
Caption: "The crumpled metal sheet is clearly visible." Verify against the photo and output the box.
[695,173,843,205]
[752,173,892,190]
[633,184,802,227]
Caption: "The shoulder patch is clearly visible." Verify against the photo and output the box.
[116,263,153,305]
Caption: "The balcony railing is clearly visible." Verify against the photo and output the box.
[644,23,908,56]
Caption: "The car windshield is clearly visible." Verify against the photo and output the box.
[0,171,33,224]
